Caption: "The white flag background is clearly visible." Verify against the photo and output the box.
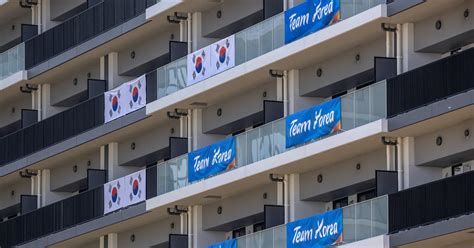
[187,46,211,86]
[124,75,146,113]
[123,169,146,206]
[209,35,235,76]
[104,177,126,215]
[104,75,146,124]
[104,89,123,123]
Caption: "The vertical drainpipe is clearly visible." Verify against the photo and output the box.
[397,137,404,190]
[188,206,193,248]
[187,13,193,54]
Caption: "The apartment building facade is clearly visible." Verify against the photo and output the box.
[0,0,472,247]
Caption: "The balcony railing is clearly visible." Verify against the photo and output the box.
[214,195,388,248]
[0,43,24,80]
[155,81,387,195]
[387,48,474,117]
[151,0,384,102]
[0,94,104,166]
[25,0,157,69]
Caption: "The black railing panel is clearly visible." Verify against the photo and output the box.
[387,48,474,117]
[25,0,157,69]
[389,171,474,233]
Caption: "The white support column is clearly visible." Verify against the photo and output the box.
[396,24,403,74]
[108,233,118,248]
[36,170,42,207]
[40,169,50,207]
[396,137,404,191]
[192,109,199,150]
[283,71,289,117]
[100,56,106,81]
[188,206,193,248]
[99,236,105,248]
[41,84,52,119]
[188,109,193,151]
[284,174,289,224]
[402,137,415,189]
[107,52,124,90]
[187,13,193,53]
[100,146,106,170]
[107,142,119,180]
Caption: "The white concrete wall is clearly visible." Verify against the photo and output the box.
[202,183,277,231]
[201,80,277,134]
[299,148,386,200]
[117,120,180,166]
[117,216,181,248]
[0,179,30,209]
[0,94,31,127]
[0,12,31,46]
[49,0,85,20]
[299,36,385,96]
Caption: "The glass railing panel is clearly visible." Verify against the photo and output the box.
[0,43,24,80]
[355,199,372,241]
[342,204,357,244]
[236,133,248,167]
[236,224,286,248]
[341,92,356,131]
[272,119,286,156]
[355,86,371,127]
[259,122,274,161]
[370,80,387,121]
[272,14,285,50]
[371,195,388,236]
[246,127,261,165]
[157,67,167,99]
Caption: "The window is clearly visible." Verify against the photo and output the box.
[332,197,348,209]
[253,222,265,232]
[357,189,376,202]
[232,227,246,239]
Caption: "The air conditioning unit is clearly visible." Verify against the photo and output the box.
[452,161,472,176]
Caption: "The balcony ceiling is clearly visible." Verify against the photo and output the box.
[0,0,30,24]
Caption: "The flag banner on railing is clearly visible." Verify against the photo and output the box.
[104,75,147,123]
[284,0,341,44]
[187,36,236,86]
[285,98,341,148]
[209,35,235,76]
[286,208,343,248]
[123,169,146,206]
[104,177,126,214]
[208,239,237,248]
[124,75,146,113]
[188,137,236,183]
[104,89,123,123]
[187,46,212,86]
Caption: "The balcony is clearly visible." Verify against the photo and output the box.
[209,196,388,247]
[153,80,386,196]
[389,170,474,234]
[24,0,157,70]
[146,0,385,104]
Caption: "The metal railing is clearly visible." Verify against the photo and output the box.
[152,0,384,102]
[155,81,387,195]
[0,43,24,80]
[221,195,389,248]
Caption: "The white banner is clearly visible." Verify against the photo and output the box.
[123,169,146,206]
[187,46,211,86]
[104,75,147,123]
[124,75,146,113]
[104,177,126,215]
[209,35,235,76]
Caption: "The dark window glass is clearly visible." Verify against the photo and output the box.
[333,197,348,209]
[357,189,376,202]
[254,222,265,232]
[232,227,246,238]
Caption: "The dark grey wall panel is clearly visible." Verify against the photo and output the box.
[88,79,107,99]
[264,205,284,229]
[21,24,38,42]
[374,57,396,82]
[21,109,38,128]
[376,170,398,196]
[169,234,188,248]
[20,195,38,215]
[264,100,283,124]
[87,169,107,189]
[169,137,188,159]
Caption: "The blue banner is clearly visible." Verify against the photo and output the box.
[286,98,341,148]
[208,239,236,248]
[188,137,236,182]
[285,0,341,44]
[287,209,343,248]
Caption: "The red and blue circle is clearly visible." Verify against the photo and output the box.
[195,56,203,73]
[112,96,119,112]
[219,47,227,63]
[132,86,139,102]
[132,179,139,195]
[111,187,118,203]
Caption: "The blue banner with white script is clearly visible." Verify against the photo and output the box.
[287,209,343,248]
[188,137,236,183]
[285,0,341,44]
[285,98,341,148]
[208,239,237,248]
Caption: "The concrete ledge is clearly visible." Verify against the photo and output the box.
[0,70,27,91]
[389,213,474,247]
[15,202,147,248]
[0,108,148,177]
